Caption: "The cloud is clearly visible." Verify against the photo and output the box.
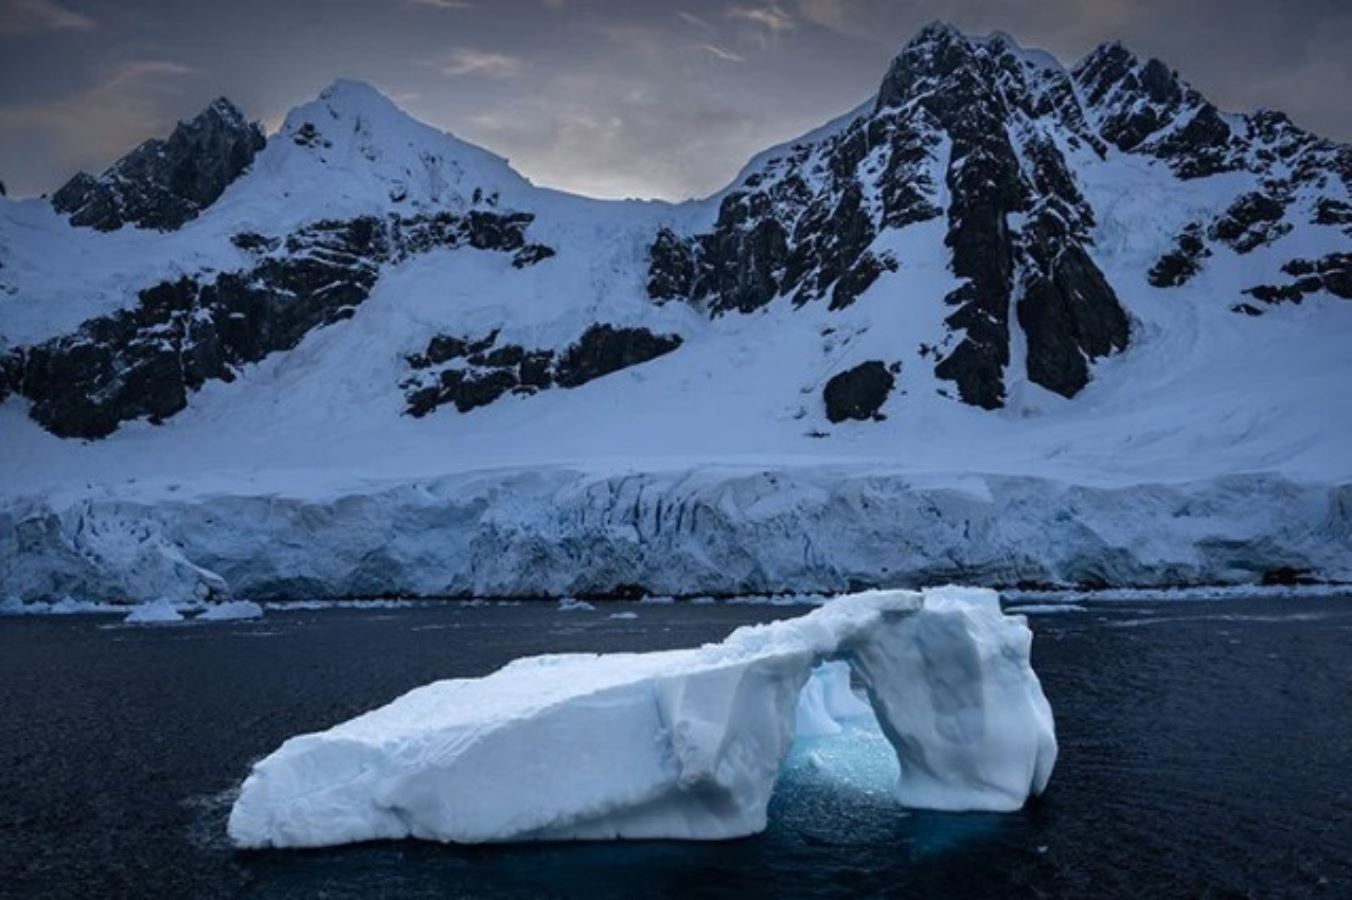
[0,59,195,185]
[408,0,471,9]
[697,43,746,63]
[595,22,667,61]
[677,10,712,31]
[793,0,868,36]
[0,0,95,36]
[436,48,523,78]
[727,3,795,34]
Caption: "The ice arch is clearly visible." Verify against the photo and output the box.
[228,588,1057,848]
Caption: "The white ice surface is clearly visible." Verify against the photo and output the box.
[227,588,1057,848]
[195,600,264,621]
[123,599,184,624]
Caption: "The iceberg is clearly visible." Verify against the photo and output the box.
[227,588,1057,848]
[195,600,265,621]
[123,598,184,624]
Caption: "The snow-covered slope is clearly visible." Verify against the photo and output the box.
[0,25,1348,601]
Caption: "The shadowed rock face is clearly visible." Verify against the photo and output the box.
[645,96,943,317]
[402,325,683,417]
[1149,223,1211,288]
[649,24,1131,412]
[51,99,266,232]
[1209,192,1291,253]
[823,360,896,423]
[880,26,1127,407]
[1243,253,1352,309]
[6,211,549,438]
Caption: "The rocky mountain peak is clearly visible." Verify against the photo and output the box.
[51,96,265,232]
[646,22,1129,410]
[204,96,249,127]
[3,24,1347,444]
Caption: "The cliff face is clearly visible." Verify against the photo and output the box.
[51,98,265,233]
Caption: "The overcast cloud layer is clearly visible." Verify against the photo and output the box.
[1,0,1348,201]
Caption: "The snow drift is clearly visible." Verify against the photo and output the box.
[227,588,1056,848]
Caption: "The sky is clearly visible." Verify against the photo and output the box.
[1,0,1348,201]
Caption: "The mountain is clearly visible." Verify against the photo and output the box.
[1,26,1349,602]
[51,98,266,232]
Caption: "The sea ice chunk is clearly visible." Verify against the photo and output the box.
[227,588,1057,848]
[123,598,184,624]
[195,600,265,621]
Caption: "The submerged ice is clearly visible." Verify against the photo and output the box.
[227,588,1056,848]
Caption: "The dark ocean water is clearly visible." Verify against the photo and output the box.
[2,596,1351,899]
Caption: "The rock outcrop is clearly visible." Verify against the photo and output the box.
[403,325,683,418]
[6,211,549,438]
[648,25,1131,409]
[1244,253,1352,307]
[823,360,896,422]
[51,99,265,232]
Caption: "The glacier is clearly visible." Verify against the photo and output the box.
[4,467,1348,605]
[227,588,1056,848]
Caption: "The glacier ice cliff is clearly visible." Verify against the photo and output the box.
[4,468,1349,604]
[227,588,1057,848]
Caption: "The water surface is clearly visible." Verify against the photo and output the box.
[2,596,1350,898]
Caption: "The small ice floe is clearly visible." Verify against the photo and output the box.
[608,611,639,620]
[558,597,596,612]
[123,599,185,624]
[1006,604,1088,614]
[196,600,265,622]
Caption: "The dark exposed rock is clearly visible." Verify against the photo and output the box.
[1243,284,1303,304]
[646,26,1138,413]
[1072,45,1240,179]
[292,122,330,149]
[695,207,790,315]
[646,228,695,301]
[480,344,525,368]
[1314,198,1352,228]
[439,368,519,413]
[0,179,6,197]
[881,27,1130,408]
[1243,253,1352,305]
[1149,223,1211,287]
[1073,46,1190,153]
[829,252,897,311]
[823,360,896,422]
[1154,105,1237,179]
[644,95,940,316]
[52,98,265,232]
[518,350,556,388]
[1018,242,1130,397]
[881,29,1021,409]
[231,231,281,254]
[554,325,684,388]
[511,244,556,268]
[787,183,876,305]
[8,210,544,438]
[1208,192,1290,253]
[402,324,683,417]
